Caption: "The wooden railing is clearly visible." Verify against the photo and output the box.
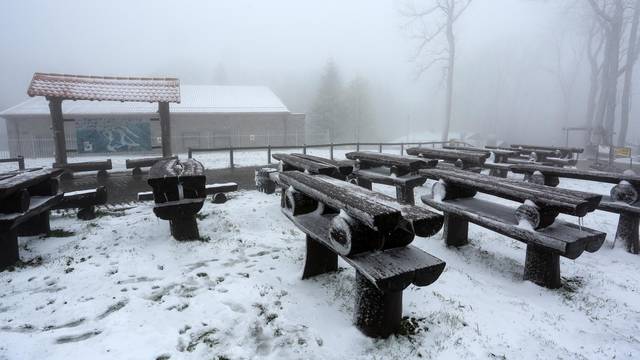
[187,140,472,168]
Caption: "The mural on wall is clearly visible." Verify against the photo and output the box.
[76,117,151,153]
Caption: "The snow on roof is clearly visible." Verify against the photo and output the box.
[27,73,181,103]
[1,85,289,117]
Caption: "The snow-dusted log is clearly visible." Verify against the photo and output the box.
[285,187,317,216]
[610,181,639,205]
[431,180,477,202]
[617,213,640,254]
[406,147,488,169]
[329,212,384,256]
[346,151,437,176]
[0,189,30,213]
[273,153,345,178]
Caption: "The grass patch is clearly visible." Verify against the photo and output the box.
[397,317,427,337]
[195,213,209,221]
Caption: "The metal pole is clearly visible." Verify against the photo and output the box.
[303,144,307,155]
[188,148,192,159]
[330,143,334,160]
[356,142,360,151]
[230,147,234,168]
[400,143,404,155]
[378,143,382,153]
[17,156,24,170]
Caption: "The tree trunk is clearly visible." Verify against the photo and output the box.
[618,1,640,146]
[442,5,456,142]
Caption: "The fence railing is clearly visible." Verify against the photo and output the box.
[0,156,25,170]
[187,140,470,168]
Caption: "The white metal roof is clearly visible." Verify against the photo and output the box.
[0,85,289,117]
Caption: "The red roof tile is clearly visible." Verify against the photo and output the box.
[27,73,181,103]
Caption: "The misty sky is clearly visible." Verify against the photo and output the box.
[1,0,630,145]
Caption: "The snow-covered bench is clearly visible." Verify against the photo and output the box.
[126,156,177,177]
[53,186,108,220]
[147,158,206,241]
[0,168,64,270]
[53,159,112,180]
[255,153,353,195]
[279,170,445,338]
[405,146,488,171]
[420,167,606,289]
[510,164,640,254]
[344,151,437,205]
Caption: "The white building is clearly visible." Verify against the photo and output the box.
[0,85,305,157]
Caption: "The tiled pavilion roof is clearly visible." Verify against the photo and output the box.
[27,73,181,103]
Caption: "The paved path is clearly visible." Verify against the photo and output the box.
[59,166,266,204]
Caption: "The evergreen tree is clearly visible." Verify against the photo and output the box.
[344,76,372,142]
[309,61,344,143]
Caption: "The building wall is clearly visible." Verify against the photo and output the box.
[4,111,306,157]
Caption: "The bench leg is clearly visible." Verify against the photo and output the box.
[395,185,415,205]
[0,229,19,271]
[443,214,468,247]
[356,178,372,191]
[616,212,640,254]
[211,193,228,204]
[523,244,561,289]
[169,217,200,241]
[302,235,338,279]
[17,211,50,236]
[353,271,402,338]
[77,206,97,221]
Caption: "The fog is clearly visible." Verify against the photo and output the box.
[1,0,638,147]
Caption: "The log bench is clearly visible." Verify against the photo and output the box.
[138,182,237,204]
[406,147,488,171]
[0,168,64,270]
[126,156,178,177]
[279,171,445,337]
[419,167,606,289]
[443,146,518,177]
[510,144,583,160]
[510,163,640,254]
[344,151,437,205]
[53,186,108,220]
[147,158,206,241]
[255,153,354,195]
[53,159,112,180]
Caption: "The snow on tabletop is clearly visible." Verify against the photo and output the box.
[0,183,639,359]
[63,189,97,197]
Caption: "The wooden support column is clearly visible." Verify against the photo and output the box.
[301,235,338,279]
[443,214,469,247]
[353,271,403,338]
[523,244,561,289]
[48,97,67,165]
[0,229,19,271]
[158,101,172,157]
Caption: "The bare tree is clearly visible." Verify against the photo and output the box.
[619,0,640,145]
[401,0,472,141]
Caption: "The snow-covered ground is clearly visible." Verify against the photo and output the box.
[1,178,639,359]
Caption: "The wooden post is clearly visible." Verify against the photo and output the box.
[302,235,338,279]
[188,148,193,159]
[330,143,334,160]
[400,143,404,156]
[616,212,640,254]
[353,271,403,338]
[158,102,172,157]
[47,97,67,165]
[523,244,561,289]
[17,156,25,170]
[443,214,468,247]
[378,144,383,153]
[0,229,19,271]
[395,185,415,205]
[356,142,360,151]
[303,144,307,155]
[229,147,234,168]
[268,145,272,164]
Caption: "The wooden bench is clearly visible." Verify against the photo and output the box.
[0,168,64,270]
[53,186,108,220]
[255,153,354,195]
[279,171,445,337]
[406,147,488,170]
[510,163,640,254]
[53,159,112,180]
[344,151,437,205]
[443,146,518,177]
[126,156,178,177]
[147,158,206,241]
[420,167,606,289]
[510,144,584,160]
[138,183,237,204]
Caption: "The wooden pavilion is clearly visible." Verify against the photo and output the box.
[26,72,181,166]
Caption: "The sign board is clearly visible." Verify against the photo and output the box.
[76,117,151,153]
[615,147,632,158]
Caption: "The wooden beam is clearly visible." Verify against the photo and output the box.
[158,101,172,157]
[47,97,67,165]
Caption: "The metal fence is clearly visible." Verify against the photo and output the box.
[187,140,468,168]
